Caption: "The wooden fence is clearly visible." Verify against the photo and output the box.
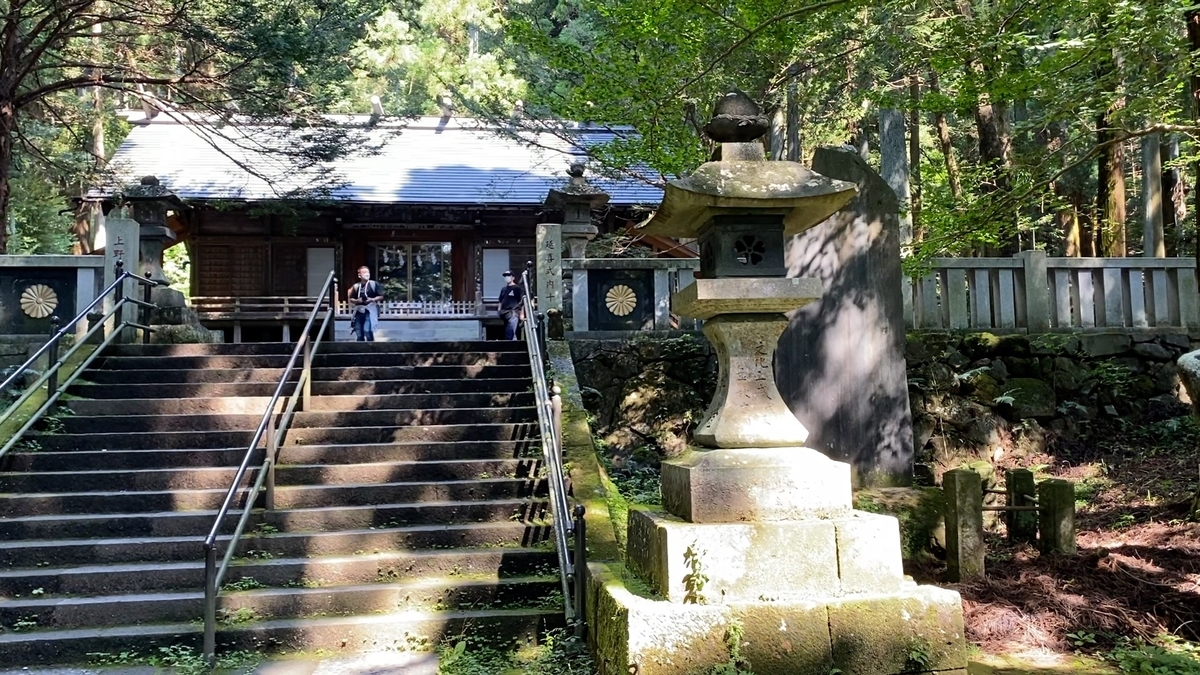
[906,252,1200,332]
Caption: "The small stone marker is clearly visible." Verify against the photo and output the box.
[944,468,985,582]
[1037,478,1076,554]
[1005,468,1038,543]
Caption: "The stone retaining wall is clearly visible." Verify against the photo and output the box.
[569,334,715,463]
[570,330,1194,481]
[906,331,1196,481]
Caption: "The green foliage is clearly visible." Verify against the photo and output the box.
[1089,361,1138,400]
[437,629,594,675]
[1105,635,1200,675]
[222,576,266,592]
[162,245,191,296]
[218,607,260,625]
[710,620,754,675]
[905,640,935,671]
[89,645,259,674]
[0,0,385,252]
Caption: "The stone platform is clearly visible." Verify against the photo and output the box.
[588,446,966,675]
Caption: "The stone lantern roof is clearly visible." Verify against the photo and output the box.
[544,162,610,210]
[638,92,856,239]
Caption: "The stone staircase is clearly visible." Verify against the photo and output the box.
[0,341,561,665]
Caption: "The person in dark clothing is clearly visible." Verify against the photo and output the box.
[497,270,525,340]
[348,266,383,341]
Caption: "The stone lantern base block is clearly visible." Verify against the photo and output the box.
[661,447,852,523]
[586,563,966,675]
[827,588,968,675]
[626,508,905,603]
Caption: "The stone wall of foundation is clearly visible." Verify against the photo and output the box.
[569,330,1195,485]
[906,331,1196,483]
[569,334,716,462]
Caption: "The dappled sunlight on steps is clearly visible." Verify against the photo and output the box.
[0,340,561,665]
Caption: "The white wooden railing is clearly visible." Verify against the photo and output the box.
[906,252,1200,332]
[192,296,485,320]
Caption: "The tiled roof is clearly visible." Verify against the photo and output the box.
[101,113,664,207]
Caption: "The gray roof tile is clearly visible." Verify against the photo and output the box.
[102,114,664,206]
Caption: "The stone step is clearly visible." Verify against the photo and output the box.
[63,392,536,417]
[0,576,557,631]
[54,407,537,434]
[100,341,525,358]
[80,365,532,385]
[0,548,556,597]
[6,441,537,471]
[0,500,547,541]
[1,459,542,493]
[0,521,550,568]
[93,351,528,371]
[0,478,546,516]
[30,422,536,451]
[67,377,532,399]
[0,607,558,666]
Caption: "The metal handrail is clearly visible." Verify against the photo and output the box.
[519,265,586,635]
[201,271,337,662]
[0,262,163,460]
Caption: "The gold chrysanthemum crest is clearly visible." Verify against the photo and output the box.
[20,284,58,319]
[605,284,637,317]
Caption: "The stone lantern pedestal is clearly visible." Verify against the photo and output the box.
[585,93,965,675]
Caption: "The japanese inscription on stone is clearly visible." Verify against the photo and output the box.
[536,223,563,312]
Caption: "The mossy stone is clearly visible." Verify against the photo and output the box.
[1003,377,1057,419]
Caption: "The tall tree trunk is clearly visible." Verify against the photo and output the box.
[1162,136,1183,254]
[1143,133,1165,257]
[0,11,17,255]
[0,102,12,255]
[768,104,785,160]
[1188,8,1200,268]
[786,81,800,162]
[975,94,1014,254]
[1096,111,1127,256]
[909,74,923,241]
[928,70,963,201]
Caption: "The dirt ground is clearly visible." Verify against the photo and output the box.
[912,413,1200,664]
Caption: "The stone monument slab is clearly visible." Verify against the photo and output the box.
[777,145,914,486]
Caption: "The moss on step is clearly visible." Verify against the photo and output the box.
[0,344,96,449]
[549,339,622,562]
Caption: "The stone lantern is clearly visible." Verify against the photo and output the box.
[545,162,608,259]
[587,92,967,675]
[121,175,188,312]
[121,176,184,287]
[640,91,856,451]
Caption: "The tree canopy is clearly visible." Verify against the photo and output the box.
[7,0,1200,262]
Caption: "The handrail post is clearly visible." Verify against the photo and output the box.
[142,275,154,344]
[302,338,312,412]
[551,385,562,458]
[573,504,587,638]
[265,432,277,511]
[203,544,217,664]
[45,316,61,404]
[326,276,339,342]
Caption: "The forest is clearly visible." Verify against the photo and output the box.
[2,0,1199,265]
